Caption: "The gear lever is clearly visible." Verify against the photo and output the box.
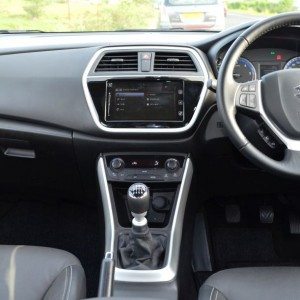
[127,183,149,229]
[118,183,166,270]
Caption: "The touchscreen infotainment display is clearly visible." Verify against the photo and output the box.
[105,80,184,122]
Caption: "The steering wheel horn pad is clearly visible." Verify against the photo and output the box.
[262,69,300,139]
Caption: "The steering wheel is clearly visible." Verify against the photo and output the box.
[218,12,300,178]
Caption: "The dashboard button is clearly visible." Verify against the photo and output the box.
[110,158,125,171]
[165,158,180,172]
[141,59,151,72]
[152,196,168,211]
[141,52,152,60]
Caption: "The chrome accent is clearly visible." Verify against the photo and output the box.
[166,58,180,62]
[210,79,217,91]
[105,251,113,259]
[111,58,124,62]
[98,157,115,253]
[97,156,193,282]
[128,183,149,200]
[132,212,147,227]
[83,46,209,133]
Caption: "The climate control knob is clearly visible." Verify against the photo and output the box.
[110,158,125,171]
[165,158,180,172]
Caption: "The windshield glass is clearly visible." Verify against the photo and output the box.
[0,0,299,32]
[166,0,218,5]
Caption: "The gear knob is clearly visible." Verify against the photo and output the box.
[127,183,149,215]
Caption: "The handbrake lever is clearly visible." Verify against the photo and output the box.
[98,252,115,298]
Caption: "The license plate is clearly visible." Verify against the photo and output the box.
[181,12,203,21]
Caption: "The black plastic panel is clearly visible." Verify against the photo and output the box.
[0,47,99,134]
[0,118,83,198]
[105,153,186,183]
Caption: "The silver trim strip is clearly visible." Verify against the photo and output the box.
[98,157,115,253]
[83,46,209,133]
[97,156,193,282]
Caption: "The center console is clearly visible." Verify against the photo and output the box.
[97,152,193,298]
[88,45,206,299]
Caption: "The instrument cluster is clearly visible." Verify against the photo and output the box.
[217,48,300,83]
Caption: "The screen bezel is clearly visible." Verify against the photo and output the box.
[104,79,185,123]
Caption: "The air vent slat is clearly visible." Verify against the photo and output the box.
[96,52,138,72]
[99,63,138,66]
[153,63,195,66]
[154,52,197,72]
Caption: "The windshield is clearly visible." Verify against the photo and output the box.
[166,0,218,5]
[0,0,299,32]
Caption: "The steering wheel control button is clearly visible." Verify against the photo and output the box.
[110,158,125,171]
[258,127,277,149]
[249,84,256,92]
[239,94,247,106]
[248,94,257,108]
[241,85,249,92]
[237,81,259,111]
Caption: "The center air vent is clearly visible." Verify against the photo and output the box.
[96,52,138,72]
[154,52,197,72]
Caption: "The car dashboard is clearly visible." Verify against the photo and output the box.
[0,23,298,190]
[1,20,300,300]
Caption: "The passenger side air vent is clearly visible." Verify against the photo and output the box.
[96,52,138,72]
[154,52,197,72]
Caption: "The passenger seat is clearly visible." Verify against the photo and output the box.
[0,245,86,300]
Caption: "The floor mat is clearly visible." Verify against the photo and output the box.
[0,196,103,297]
[212,227,279,268]
[205,195,300,270]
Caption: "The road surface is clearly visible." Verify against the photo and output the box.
[225,13,266,29]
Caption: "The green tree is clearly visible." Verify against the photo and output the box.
[228,0,294,14]
[23,0,47,19]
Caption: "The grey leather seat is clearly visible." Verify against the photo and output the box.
[199,267,300,300]
[0,245,86,300]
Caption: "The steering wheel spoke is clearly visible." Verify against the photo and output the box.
[235,80,262,114]
[279,148,300,175]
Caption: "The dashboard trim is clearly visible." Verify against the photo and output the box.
[82,46,209,133]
